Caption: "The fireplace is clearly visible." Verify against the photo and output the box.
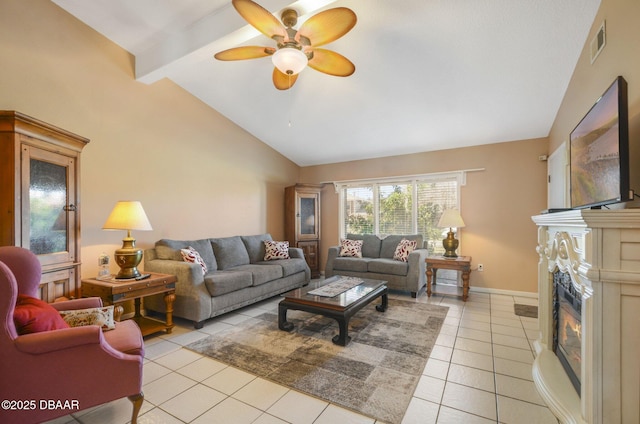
[552,270,581,394]
[532,209,640,424]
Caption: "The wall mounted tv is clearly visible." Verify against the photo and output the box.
[570,76,631,209]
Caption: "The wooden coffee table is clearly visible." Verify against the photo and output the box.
[278,276,388,346]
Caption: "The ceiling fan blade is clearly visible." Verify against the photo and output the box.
[273,68,298,90]
[297,7,356,47]
[232,0,286,39]
[308,48,355,76]
[214,46,275,61]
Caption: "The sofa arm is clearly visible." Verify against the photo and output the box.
[143,257,213,322]
[406,249,428,293]
[51,297,103,311]
[15,325,102,354]
[325,246,340,278]
[288,247,304,259]
[144,258,204,292]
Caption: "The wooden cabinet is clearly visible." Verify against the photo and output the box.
[285,184,322,278]
[0,111,89,301]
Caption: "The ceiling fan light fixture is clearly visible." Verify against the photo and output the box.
[272,47,308,75]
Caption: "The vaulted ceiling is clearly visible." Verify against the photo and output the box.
[53,0,601,166]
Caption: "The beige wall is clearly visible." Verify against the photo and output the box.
[0,0,301,277]
[549,0,640,155]
[301,138,548,293]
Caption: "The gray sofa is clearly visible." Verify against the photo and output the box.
[143,234,310,328]
[325,234,428,297]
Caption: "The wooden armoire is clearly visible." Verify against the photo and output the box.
[0,111,89,301]
[285,184,323,278]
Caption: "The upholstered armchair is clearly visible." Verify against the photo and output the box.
[0,246,145,424]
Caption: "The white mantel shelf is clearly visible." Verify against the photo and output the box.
[531,209,640,424]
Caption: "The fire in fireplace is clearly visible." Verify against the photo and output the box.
[553,270,582,394]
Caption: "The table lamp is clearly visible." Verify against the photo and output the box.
[437,209,465,258]
[103,201,152,279]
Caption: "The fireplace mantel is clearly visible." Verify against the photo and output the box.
[532,209,640,424]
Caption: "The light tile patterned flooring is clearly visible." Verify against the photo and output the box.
[46,284,559,424]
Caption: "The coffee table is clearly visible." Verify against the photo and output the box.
[278,276,388,346]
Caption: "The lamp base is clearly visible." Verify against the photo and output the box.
[442,230,459,258]
[114,238,143,279]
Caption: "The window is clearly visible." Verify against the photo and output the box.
[336,172,463,254]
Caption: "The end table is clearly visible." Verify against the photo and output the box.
[425,256,472,301]
[81,272,176,336]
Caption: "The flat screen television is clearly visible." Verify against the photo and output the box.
[570,76,631,209]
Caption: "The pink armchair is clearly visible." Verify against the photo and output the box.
[0,246,145,424]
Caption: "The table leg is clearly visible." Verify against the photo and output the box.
[376,291,388,312]
[164,292,175,333]
[134,298,142,319]
[278,303,294,332]
[113,304,124,322]
[426,267,433,297]
[332,317,350,346]
[462,270,470,301]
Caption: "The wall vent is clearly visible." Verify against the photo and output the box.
[590,21,606,64]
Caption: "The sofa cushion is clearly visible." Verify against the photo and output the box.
[255,258,307,277]
[368,258,409,276]
[241,234,273,263]
[264,241,290,260]
[232,264,283,286]
[339,239,363,258]
[380,234,423,259]
[156,239,217,271]
[346,234,382,258]
[204,271,253,297]
[210,236,250,270]
[393,239,418,262]
[332,257,370,273]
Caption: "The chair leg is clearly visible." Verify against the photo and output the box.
[128,392,144,424]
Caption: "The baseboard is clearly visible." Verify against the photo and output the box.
[469,286,538,298]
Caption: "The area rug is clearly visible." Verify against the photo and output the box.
[186,298,448,424]
[514,303,538,318]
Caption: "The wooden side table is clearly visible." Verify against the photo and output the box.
[81,272,177,336]
[425,256,472,301]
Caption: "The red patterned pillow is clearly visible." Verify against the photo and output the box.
[13,294,70,335]
[180,246,208,275]
[264,241,290,260]
[393,238,418,262]
[339,239,363,258]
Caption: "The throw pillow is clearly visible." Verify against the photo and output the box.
[339,239,363,258]
[264,240,290,260]
[393,238,418,262]
[181,246,208,275]
[59,305,116,331]
[13,294,70,335]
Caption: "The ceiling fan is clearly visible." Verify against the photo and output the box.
[214,0,357,90]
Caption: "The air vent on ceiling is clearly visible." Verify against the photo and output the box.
[590,21,606,64]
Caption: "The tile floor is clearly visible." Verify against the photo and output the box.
[45,284,559,424]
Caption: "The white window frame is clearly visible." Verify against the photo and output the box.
[333,170,469,240]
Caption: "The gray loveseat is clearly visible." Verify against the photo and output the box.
[143,234,310,328]
[325,234,428,297]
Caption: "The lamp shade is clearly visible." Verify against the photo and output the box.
[272,47,308,75]
[103,201,152,231]
[437,209,465,229]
